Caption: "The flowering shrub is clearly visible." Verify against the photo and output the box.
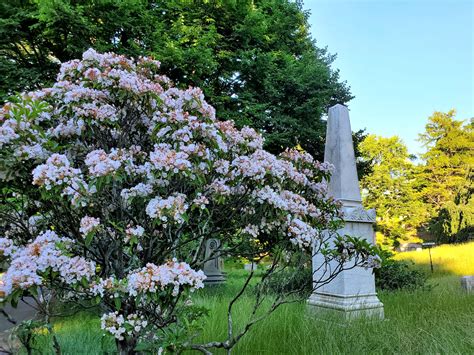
[0,49,378,353]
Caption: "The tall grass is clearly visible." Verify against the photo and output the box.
[395,241,474,276]
[14,244,474,354]
[19,272,474,354]
[191,275,473,354]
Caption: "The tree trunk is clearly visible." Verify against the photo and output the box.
[117,337,137,355]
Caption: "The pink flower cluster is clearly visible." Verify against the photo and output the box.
[0,238,16,258]
[0,231,96,296]
[208,178,232,196]
[0,121,20,148]
[280,149,335,174]
[79,216,101,236]
[73,102,117,122]
[242,225,260,238]
[85,149,128,177]
[216,121,264,152]
[100,312,126,340]
[280,148,315,165]
[253,186,321,218]
[127,260,206,297]
[32,154,94,207]
[287,218,318,249]
[125,225,145,243]
[14,143,49,160]
[192,193,209,209]
[59,48,163,95]
[150,143,192,174]
[32,154,80,189]
[230,149,309,186]
[145,193,189,224]
[49,117,84,137]
[90,276,118,297]
[120,183,154,201]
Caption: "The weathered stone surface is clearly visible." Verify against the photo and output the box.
[307,219,384,319]
[0,297,37,332]
[307,104,384,320]
[461,275,474,292]
[324,104,362,207]
[0,298,36,354]
[202,238,226,285]
[342,206,376,223]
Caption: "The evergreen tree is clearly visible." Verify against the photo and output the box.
[419,110,474,212]
[430,169,473,243]
[419,111,474,242]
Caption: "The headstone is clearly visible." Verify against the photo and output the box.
[202,239,226,285]
[307,104,384,320]
[461,276,474,292]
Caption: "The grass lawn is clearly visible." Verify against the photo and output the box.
[16,243,474,354]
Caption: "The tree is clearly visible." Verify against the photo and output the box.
[0,50,377,354]
[359,135,428,248]
[429,169,474,243]
[0,0,352,160]
[418,110,474,241]
[419,110,474,209]
[353,129,372,178]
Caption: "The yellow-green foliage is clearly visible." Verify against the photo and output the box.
[395,242,474,276]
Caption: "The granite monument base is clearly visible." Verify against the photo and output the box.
[308,292,384,320]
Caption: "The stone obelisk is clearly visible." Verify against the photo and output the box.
[307,104,384,319]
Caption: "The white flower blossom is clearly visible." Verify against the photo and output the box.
[80,216,101,236]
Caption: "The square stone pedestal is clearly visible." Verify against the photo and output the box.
[307,292,384,320]
[307,206,384,320]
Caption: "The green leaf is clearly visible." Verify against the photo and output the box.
[114,297,122,311]
[85,232,94,247]
[134,342,153,351]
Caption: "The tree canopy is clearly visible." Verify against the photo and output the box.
[360,111,473,247]
[359,135,427,248]
[0,0,352,160]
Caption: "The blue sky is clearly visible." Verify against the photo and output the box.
[305,0,473,155]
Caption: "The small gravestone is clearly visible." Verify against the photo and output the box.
[203,239,226,285]
[461,276,474,293]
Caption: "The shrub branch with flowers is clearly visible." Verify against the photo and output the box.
[0,49,379,354]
